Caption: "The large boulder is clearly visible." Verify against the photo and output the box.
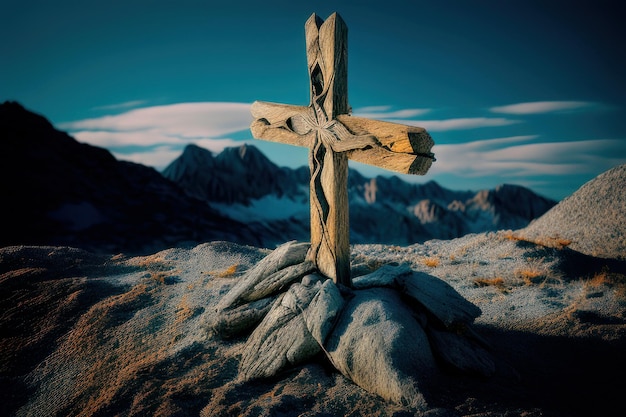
[326,287,436,411]
[238,274,345,381]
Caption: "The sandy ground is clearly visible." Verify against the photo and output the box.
[1,232,624,417]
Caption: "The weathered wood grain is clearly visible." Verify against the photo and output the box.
[349,145,433,175]
[336,114,433,154]
[251,101,434,175]
[250,101,313,147]
[208,297,275,339]
[249,12,435,286]
[238,280,322,381]
[339,114,435,175]
[215,241,309,311]
[304,13,352,286]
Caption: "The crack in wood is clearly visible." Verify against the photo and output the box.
[249,12,435,286]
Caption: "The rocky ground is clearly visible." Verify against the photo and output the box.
[1,166,625,417]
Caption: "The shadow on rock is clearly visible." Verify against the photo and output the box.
[426,324,626,417]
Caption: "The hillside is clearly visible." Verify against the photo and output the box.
[0,101,263,254]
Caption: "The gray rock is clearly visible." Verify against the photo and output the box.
[302,277,345,345]
[326,287,436,411]
[238,280,322,381]
[216,241,310,311]
[207,297,275,339]
[397,272,481,328]
[352,263,412,289]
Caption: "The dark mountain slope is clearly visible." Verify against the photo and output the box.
[0,101,262,254]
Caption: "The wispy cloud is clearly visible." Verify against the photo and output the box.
[59,101,625,191]
[91,100,148,111]
[109,138,252,168]
[354,105,393,113]
[430,137,626,177]
[489,101,595,115]
[60,102,254,169]
[353,106,430,119]
[397,117,520,131]
[351,106,518,131]
[112,146,185,169]
[60,102,252,138]
[71,130,182,148]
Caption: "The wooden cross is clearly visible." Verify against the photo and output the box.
[251,13,435,287]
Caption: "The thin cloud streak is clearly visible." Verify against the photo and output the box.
[354,105,392,113]
[60,102,253,138]
[72,130,183,147]
[353,107,430,119]
[490,101,594,115]
[113,146,183,169]
[448,135,538,150]
[430,138,626,177]
[399,117,520,131]
[59,102,626,190]
[91,100,148,111]
[351,106,519,131]
[63,102,256,170]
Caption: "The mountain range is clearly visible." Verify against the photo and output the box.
[163,143,556,245]
[0,101,556,253]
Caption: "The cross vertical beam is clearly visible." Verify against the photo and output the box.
[305,13,350,285]
[249,12,435,288]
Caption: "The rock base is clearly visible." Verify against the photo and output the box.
[208,241,496,411]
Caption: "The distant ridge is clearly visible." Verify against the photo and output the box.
[164,144,557,245]
[162,143,308,205]
[0,101,263,253]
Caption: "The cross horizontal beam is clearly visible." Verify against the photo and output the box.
[251,101,435,175]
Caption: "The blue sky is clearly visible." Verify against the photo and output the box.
[2,0,625,200]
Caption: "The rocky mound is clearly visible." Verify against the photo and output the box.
[520,164,626,260]
[2,225,625,416]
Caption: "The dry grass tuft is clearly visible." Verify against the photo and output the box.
[587,268,626,298]
[502,230,572,250]
[134,255,172,269]
[421,257,440,268]
[516,268,544,286]
[149,271,177,285]
[514,258,562,287]
[211,264,239,278]
[473,277,505,288]
[175,294,194,324]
